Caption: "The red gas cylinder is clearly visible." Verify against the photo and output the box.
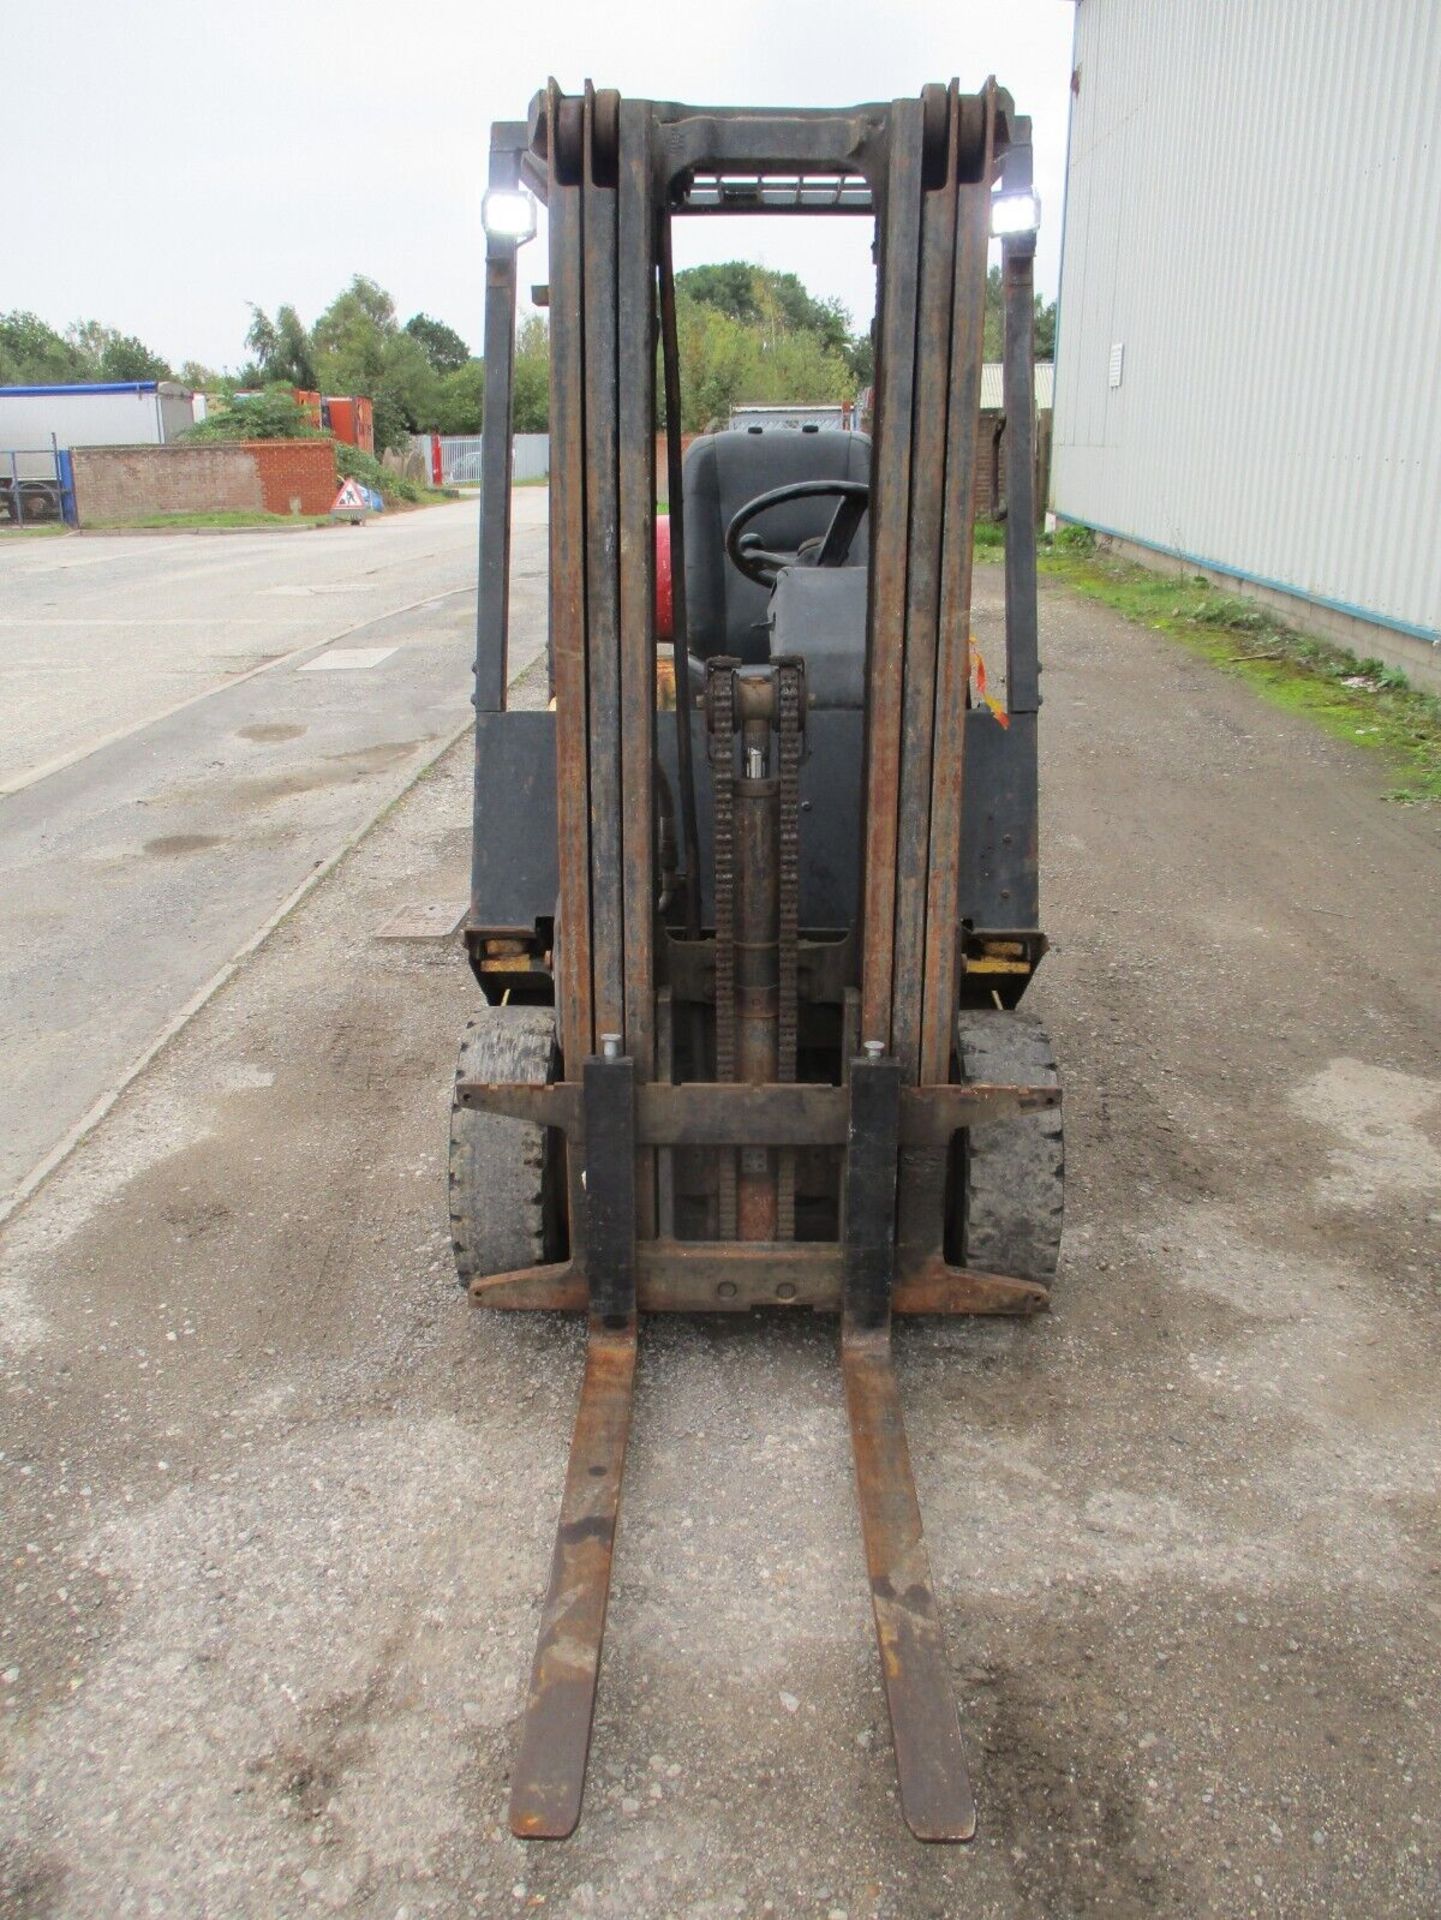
[654,513,673,641]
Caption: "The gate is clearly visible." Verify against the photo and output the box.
[1,443,77,527]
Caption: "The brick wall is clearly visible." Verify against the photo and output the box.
[71,440,337,524]
[252,440,338,515]
[72,444,263,523]
[972,410,1052,525]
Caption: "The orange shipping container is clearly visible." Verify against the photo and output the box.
[321,395,375,455]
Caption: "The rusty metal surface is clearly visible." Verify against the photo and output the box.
[859,98,924,1052]
[894,1256,1048,1315]
[546,95,595,1063]
[842,1329,976,1840]
[617,97,656,1091]
[582,85,626,1045]
[468,1253,1048,1316]
[888,83,960,1083]
[509,1323,637,1838]
[455,1078,1060,1144]
[468,1247,1049,1316]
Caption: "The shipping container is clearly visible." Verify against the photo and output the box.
[321,395,375,454]
[0,381,195,464]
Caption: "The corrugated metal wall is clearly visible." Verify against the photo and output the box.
[1052,0,1441,644]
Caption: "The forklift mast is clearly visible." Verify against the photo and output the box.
[453,82,1059,1845]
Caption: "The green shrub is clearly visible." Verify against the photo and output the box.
[183,389,321,442]
[1054,522,1095,552]
[333,442,427,504]
[1189,595,1271,633]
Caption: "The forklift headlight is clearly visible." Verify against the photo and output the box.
[482,188,538,243]
[990,191,1040,237]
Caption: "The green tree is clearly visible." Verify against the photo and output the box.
[511,314,550,432]
[311,275,395,390]
[244,303,316,388]
[668,287,854,432]
[673,262,762,324]
[372,331,441,447]
[432,359,485,434]
[97,332,173,381]
[1034,297,1057,360]
[404,312,471,374]
[0,311,91,384]
[983,267,1056,363]
[673,297,751,430]
[307,278,443,450]
[677,263,857,363]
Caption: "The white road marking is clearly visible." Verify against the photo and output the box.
[298,646,398,672]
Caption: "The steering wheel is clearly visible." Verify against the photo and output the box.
[724,479,870,589]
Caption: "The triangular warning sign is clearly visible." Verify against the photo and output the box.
[332,477,369,511]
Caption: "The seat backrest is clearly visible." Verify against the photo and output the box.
[681,428,871,663]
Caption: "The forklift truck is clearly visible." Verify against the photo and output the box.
[450,79,1062,1842]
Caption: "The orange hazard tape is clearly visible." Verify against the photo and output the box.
[969,633,1010,728]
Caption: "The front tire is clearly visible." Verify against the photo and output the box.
[954,1010,1064,1284]
[448,1007,564,1290]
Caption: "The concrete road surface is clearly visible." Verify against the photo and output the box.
[0,496,548,1211]
[1,553,1439,1918]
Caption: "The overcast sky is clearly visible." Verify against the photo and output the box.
[7,0,1076,373]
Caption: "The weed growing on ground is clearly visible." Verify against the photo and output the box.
[1034,537,1441,804]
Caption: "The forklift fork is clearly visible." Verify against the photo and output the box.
[508,1319,634,1839]
[507,1044,976,1842]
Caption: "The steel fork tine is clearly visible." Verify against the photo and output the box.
[508,1321,637,1839]
[842,1327,976,1841]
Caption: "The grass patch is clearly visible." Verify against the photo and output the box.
[1039,538,1441,804]
[88,510,330,531]
[0,521,70,537]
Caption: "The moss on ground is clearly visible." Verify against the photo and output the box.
[88,510,332,531]
[1036,534,1441,805]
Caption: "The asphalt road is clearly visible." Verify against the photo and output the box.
[0,496,548,1212]
[0,548,1438,1918]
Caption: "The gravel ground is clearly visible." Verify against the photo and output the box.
[1,569,1438,1918]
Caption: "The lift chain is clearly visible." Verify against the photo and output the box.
[706,659,739,1238]
[774,658,805,1240]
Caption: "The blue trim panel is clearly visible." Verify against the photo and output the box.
[1055,514,1440,648]
[0,382,159,398]
[56,449,78,526]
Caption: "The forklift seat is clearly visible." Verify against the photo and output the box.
[681,428,871,664]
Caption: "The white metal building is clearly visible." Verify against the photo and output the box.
[1051,0,1441,690]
